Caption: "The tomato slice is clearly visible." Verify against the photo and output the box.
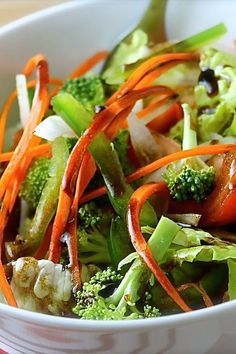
[200,151,236,227]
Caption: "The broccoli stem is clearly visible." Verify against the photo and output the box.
[27,137,69,249]
[139,23,227,63]
[109,216,181,308]
[164,23,227,54]
[52,92,157,226]
[124,23,227,78]
[148,216,181,263]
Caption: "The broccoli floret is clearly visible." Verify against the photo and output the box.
[165,163,215,202]
[74,280,129,320]
[74,217,180,320]
[73,265,160,320]
[143,304,160,318]
[20,158,50,209]
[73,267,127,320]
[163,104,215,202]
[61,75,105,109]
[113,129,136,176]
[78,202,103,229]
[77,202,112,265]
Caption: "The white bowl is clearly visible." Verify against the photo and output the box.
[0,1,236,353]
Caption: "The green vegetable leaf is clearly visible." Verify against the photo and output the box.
[174,245,236,265]
[103,29,150,85]
[173,228,226,247]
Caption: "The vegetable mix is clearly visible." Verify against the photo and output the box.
[0,20,236,320]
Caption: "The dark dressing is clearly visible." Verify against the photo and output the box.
[198,68,218,96]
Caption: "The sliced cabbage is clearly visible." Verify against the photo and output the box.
[10,257,73,315]
[195,48,236,141]
[34,115,77,141]
[16,74,30,128]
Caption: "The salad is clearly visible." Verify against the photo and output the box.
[0,20,236,320]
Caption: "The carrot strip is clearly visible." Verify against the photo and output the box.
[0,261,17,307]
[107,53,198,105]
[48,190,71,263]
[0,56,49,309]
[79,185,107,205]
[71,152,97,212]
[48,152,96,266]
[147,102,183,133]
[80,144,236,204]
[137,94,175,119]
[105,106,132,140]
[0,91,16,153]
[135,60,185,89]
[67,152,96,289]
[127,182,191,312]
[63,86,174,195]
[34,224,53,260]
[69,51,109,79]
[177,283,213,308]
[0,56,49,200]
[0,76,63,155]
[127,144,236,183]
[23,54,47,77]
[49,85,62,100]
[0,143,51,163]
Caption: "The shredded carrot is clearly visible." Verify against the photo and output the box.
[0,143,51,163]
[79,144,236,204]
[79,185,107,205]
[137,93,175,119]
[0,91,16,153]
[0,55,49,307]
[0,56,49,200]
[135,60,185,89]
[0,261,17,307]
[69,51,109,79]
[66,152,96,289]
[105,106,132,140]
[127,182,191,312]
[127,144,236,183]
[49,152,96,267]
[0,77,61,154]
[63,86,174,195]
[147,102,183,133]
[107,52,199,105]
[48,190,71,263]
[177,283,213,308]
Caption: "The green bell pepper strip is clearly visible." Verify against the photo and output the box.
[108,216,134,268]
[28,137,69,250]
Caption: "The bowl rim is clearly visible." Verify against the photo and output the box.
[0,299,236,330]
[0,0,235,330]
